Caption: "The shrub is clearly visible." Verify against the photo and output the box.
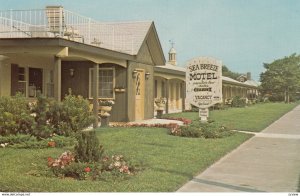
[201,123,233,138]
[231,96,247,107]
[31,94,94,138]
[179,125,202,138]
[0,134,76,149]
[32,95,57,139]
[169,121,233,139]
[60,94,95,135]
[0,94,35,136]
[268,94,284,102]
[74,130,104,163]
[0,134,33,145]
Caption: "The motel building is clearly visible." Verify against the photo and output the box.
[155,47,260,113]
[0,6,259,123]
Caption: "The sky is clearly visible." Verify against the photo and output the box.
[2,0,300,81]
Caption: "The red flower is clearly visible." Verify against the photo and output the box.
[84,167,91,172]
[48,141,56,147]
[47,157,54,167]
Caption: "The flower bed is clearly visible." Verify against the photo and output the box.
[47,151,139,180]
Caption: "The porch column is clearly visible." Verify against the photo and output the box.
[165,79,169,114]
[181,82,186,111]
[0,60,2,96]
[93,64,99,129]
[54,57,61,101]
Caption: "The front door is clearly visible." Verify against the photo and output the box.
[135,69,145,121]
[29,68,43,97]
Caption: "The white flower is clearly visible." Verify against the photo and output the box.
[108,164,114,170]
[114,161,121,168]
[0,144,5,148]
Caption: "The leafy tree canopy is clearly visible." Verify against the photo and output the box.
[260,53,300,102]
[222,65,242,80]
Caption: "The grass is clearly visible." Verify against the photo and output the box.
[164,102,299,132]
[1,102,297,192]
[0,128,251,192]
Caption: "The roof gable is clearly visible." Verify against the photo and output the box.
[141,22,165,65]
[97,21,165,65]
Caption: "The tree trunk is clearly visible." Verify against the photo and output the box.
[287,87,290,104]
[284,90,287,103]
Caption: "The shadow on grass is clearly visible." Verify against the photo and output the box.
[149,166,193,179]
[141,142,173,148]
[297,176,300,192]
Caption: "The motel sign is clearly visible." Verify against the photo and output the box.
[186,57,222,121]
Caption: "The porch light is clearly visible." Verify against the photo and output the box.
[132,70,138,78]
[69,68,74,77]
[145,72,150,80]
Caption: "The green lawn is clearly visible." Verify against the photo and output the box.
[1,102,297,192]
[0,128,251,192]
[164,102,299,132]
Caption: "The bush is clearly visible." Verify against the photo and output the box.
[0,134,76,149]
[169,122,233,139]
[31,94,94,138]
[0,93,35,136]
[179,125,202,137]
[201,123,233,139]
[0,134,34,145]
[268,94,284,102]
[60,94,95,136]
[231,96,246,107]
[74,130,104,163]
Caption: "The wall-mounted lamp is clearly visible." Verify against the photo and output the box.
[69,68,74,77]
[132,70,138,78]
[145,72,151,80]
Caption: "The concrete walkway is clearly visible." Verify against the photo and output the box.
[127,118,184,126]
[177,105,300,192]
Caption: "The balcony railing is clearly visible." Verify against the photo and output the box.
[0,7,134,55]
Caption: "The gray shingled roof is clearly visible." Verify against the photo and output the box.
[94,21,153,55]
[244,80,261,87]
[156,64,186,72]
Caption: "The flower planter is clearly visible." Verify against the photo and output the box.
[99,106,112,112]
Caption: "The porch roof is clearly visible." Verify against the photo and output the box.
[154,64,185,80]
[0,37,135,62]
[222,76,258,89]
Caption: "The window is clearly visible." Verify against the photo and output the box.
[89,68,115,99]
[28,68,43,97]
[17,67,27,96]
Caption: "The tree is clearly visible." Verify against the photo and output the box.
[260,53,300,103]
[222,65,241,80]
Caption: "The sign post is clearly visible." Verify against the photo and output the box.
[186,57,222,123]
